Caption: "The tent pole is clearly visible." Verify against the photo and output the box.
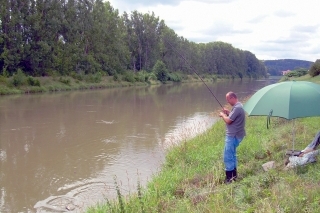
[292,119,295,151]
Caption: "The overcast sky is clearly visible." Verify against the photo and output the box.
[108,0,319,62]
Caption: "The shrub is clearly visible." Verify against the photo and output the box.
[212,75,217,81]
[309,60,320,77]
[152,60,168,83]
[113,73,121,81]
[135,71,147,82]
[123,71,136,83]
[2,67,9,77]
[59,77,70,85]
[27,76,41,86]
[46,69,60,78]
[285,68,308,77]
[147,72,157,81]
[0,75,7,83]
[168,72,182,82]
[11,69,27,87]
[70,71,84,81]
[84,72,102,83]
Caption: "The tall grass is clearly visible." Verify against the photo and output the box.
[87,115,320,213]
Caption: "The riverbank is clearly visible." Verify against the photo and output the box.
[0,74,151,95]
[87,115,320,213]
[0,72,263,95]
[86,75,320,213]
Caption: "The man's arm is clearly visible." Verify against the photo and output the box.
[219,112,233,124]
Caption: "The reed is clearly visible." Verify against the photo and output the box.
[114,176,125,213]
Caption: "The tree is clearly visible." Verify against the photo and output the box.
[153,60,168,83]
[159,25,180,72]
[1,0,26,75]
[0,0,268,80]
[309,60,320,77]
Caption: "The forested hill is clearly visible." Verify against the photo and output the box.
[263,59,314,76]
[0,0,267,80]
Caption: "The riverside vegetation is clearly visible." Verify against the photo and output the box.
[0,68,237,95]
[0,65,317,96]
[86,75,320,213]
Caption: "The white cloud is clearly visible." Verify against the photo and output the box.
[108,0,319,61]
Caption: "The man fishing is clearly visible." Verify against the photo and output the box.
[219,91,246,183]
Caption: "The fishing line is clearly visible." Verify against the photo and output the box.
[164,39,224,109]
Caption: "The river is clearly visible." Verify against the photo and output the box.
[0,78,280,212]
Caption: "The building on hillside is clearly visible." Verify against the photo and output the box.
[281,70,291,75]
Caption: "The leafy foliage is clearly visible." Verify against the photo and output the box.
[309,59,320,77]
[123,70,136,83]
[0,0,267,81]
[153,60,168,83]
[10,69,27,87]
[168,72,182,82]
[27,76,40,86]
[285,68,308,77]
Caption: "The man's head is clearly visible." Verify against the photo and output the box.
[226,91,238,106]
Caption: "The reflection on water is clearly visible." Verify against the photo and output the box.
[0,78,279,212]
[163,113,218,149]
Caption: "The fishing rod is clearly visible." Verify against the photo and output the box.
[163,39,224,109]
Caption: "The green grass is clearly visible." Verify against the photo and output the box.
[280,74,320,84]
[0,73,319,95]
[86,114,320,213]
[0,73,255,96]
[0,75,153,95]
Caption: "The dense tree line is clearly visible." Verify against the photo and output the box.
[263,59,313,76]
[0,0,267,81]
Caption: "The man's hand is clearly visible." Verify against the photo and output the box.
[219,111,233,124]
[219,112,225,117]
[223,108,230,116]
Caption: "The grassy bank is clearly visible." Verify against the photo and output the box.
[280,73,320,83]
[86,75,320,213]
[0,72,232,95]
[0,74,153,95]
[86,115,320,213]
[1,71,319,96]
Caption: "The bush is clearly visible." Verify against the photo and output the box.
[113,73,121,82]
[59,77,70,85]
[123,71,136,83]
[0,75,7,83]
[7,70,41,87]
[152,60,168,83]
[11,69,27,87]
[27,76,41,86]
[285,68,308,77]
[147,72,157,81]
[70,71,84,81]
[168,72,182,82]
[135,71,147,82]
[2,67,9,77]
[309,60,320,77]
[84,72,102,83]
[212,75,217,81]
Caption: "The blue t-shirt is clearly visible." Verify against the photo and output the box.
[226,102,246,138]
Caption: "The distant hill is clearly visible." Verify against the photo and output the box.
[263,59,314,76]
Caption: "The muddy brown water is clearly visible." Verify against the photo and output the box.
[0,79,279,212]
